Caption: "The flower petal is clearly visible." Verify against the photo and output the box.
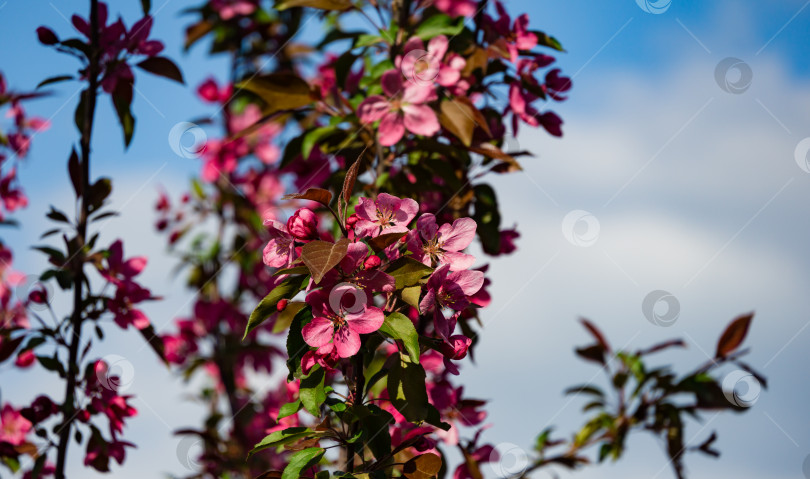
[302,316,335,348]
[378,111,406,146]
[334,326,361,357]
[440,217,477,251]
[402,104,440,138]
[346,306,384,334]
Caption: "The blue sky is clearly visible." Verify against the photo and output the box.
[2,1,810,478]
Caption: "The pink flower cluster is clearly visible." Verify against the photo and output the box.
[98,240,155,331]
[0,73,49,221]
[261,193,486,373]
[37,2,165,95]
[81,360,138,472]
[195,77,282,182]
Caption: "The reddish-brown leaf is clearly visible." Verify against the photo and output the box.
[252,472,282,479]
[368,232,406,252]
[715,312,754,358]
[282,187,333,207]
[300,238,349,284]
[439,99,478,146]
[342,154,362,205]
[468,143,523,172]
[580,318,610,353]
[403,453,443,479]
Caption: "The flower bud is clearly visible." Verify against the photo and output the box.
[28,286,48,305]
[439,335,472,360]
[286,208,319,241]
[77,409,91,423]
[276,298,288,312]
[363,255,381,270]
[36,26,59,45]
[345,214,359,228]
[15,350,35,368]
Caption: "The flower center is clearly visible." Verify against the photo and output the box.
[376,208,395,227]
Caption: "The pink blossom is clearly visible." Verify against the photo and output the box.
[544,68,572,101]
[262,220,296,268]
[0,404,32,446]
[197,77,232,104]
[286,208,319,242]
[0,168,28,212]
[487,2,537,63]
[453,443,496,479]
[420,264,484,338]
[398,36,466,88]
[357,70,439,146]
[407,213,476,271]
[320,242,395,294]
[438,334,472,375]
[211,0,258,20]
[498,228,520,254]
[100,240,147,285]
[301,287,384,358]
[108,282,152,330]
[354,193,419,238]
[125,16,164,56]
[433,0,477,17]
[20,396,59,424]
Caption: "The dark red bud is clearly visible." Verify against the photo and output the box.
[36,27,59,45]
[277,299,288,312]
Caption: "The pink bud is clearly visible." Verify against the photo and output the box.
[28,286,48,305]
[439,335,472,360]
[363,255,381,270]
[77,409,91,423]
[345,214,359,228]
[286,208,319,241]
[277,299,288,312]
[15,350,35,368]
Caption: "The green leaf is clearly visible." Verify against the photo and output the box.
[237,73,313,115]
[273,301,306,334]
[36,75,73,89]
[380,313,420,363]
[472,184,501,254]
[46,207,70,224]
[112,92,135,147]
[300,366,327,417]
[356,404,394,460]
[278,399,303,420]
[401,285,422,311]
[425,404,451,431]
[302,126,338,159]
[136,56,184,84]
[416,14,464,39]
[248,427,314,457]
[386,257,433,289]
[282,447,325,479]
[533,31,565,52]
[387,353,429,422]
[356,34,384,47]
[287,306,313,380]
[273,266,311,276]
[244,275,308,339]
